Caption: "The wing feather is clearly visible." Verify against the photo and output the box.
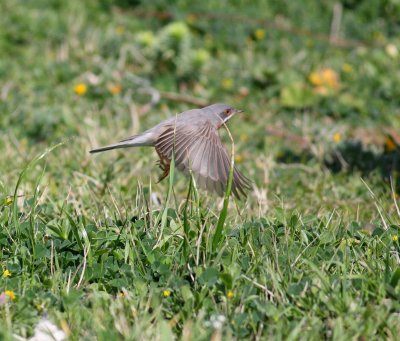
[155,123,251,199]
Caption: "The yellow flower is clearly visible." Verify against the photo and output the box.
[333,132,341,143]
[108,84,122,95]
[254,29,266,40]
[163,290,171,297]
[342,63,353,73]
[321,68,339,89]
[74,83,87,96]
[5,290,15,300]
[309,72,323,87]
[115,25,125,34]
[2,269,11,278]
[235,154,243,164]
[227,290,234,299]
[309,68,339,90]
[4,197,13,206]
[221,78,233,90]
[392,235,398,242]
[385,136,397,152]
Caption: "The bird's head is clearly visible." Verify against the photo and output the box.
[204,103,243,127]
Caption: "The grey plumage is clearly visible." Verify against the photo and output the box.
[90,103,251,199]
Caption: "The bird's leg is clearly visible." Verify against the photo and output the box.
[157,158,170,183]
[156,152,170,183]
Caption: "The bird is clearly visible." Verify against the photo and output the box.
[90,103,251,199]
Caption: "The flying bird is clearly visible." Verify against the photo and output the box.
[90,103,251,199]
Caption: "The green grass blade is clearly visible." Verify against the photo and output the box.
[212,125,235,252]
[12,141,65,238]
[182,175,192,257]
[155,149,175,248]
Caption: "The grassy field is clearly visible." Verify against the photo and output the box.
[1,0,400,339]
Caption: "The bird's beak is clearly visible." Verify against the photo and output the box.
[235,109,244,115]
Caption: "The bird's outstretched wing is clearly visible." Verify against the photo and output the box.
[155,122,251,199]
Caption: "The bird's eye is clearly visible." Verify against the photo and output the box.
[224,109,231,116]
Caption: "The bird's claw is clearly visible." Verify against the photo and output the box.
[156,157,170,183]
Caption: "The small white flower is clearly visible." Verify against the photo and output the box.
[386,44,398,58]
[29,318,67,341]
[205,314,226,330]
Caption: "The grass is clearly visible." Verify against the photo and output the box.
[1,0,400,340]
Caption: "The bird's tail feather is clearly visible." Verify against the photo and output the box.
[90,141,133,153]
[90,133,154,154]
